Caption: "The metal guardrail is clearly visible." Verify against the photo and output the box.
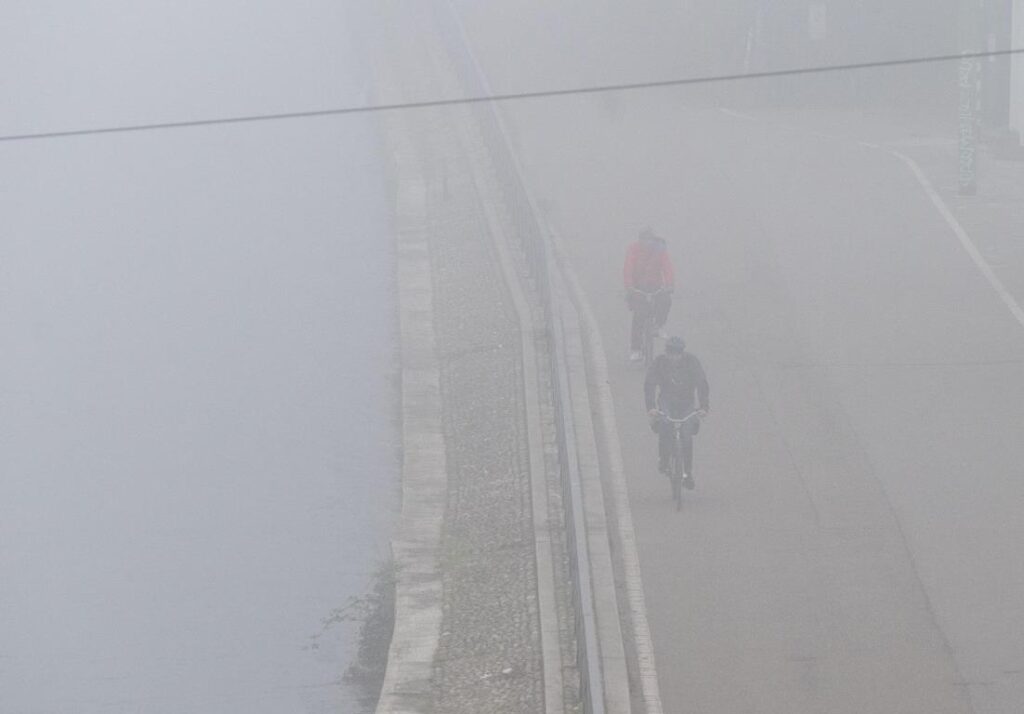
[432,4,607,713]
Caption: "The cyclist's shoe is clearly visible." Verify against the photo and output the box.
[682,473,695,490]
[629,350,642,362]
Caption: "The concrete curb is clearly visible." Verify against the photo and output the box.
[555,283,632,713]
[549,233,666,714]
[430,13,641,710]
[430,5,645,710]
[375,119,444,714]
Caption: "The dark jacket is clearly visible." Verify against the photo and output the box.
[644,352,710,415]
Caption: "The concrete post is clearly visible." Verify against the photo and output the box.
[958,0,983,194]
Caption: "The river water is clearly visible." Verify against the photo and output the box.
[1,3,397,712]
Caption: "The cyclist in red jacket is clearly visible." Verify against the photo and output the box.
[623,227,675,361]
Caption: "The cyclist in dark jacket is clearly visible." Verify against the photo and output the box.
[644,337,709,484]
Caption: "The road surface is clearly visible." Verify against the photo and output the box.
[508,93,1024,713]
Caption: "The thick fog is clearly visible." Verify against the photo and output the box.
[448,2,1024,713]
[4,1,1024,713]
[2,2,395,712]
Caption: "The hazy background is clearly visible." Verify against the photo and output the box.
[2,2,396,712]
[4,1,1023,713]
[450,0,1018,136]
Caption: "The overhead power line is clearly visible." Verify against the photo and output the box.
[2,47,1022,144]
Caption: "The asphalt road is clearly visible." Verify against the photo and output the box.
[507,94,1024,713]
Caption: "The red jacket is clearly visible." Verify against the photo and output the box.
[624,238,674,291]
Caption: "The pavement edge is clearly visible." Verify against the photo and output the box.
[554,279,633,713]
[549,232,666,714]
[435,3,653,708]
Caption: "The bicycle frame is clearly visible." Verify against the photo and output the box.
[664,411,700,469]
[656,410,702,510]
[630,288,666,367]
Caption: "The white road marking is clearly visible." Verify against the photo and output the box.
[890,150,1024,331]
[719,107,1024,333]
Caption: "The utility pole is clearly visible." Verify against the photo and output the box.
[1012,0,1024,146]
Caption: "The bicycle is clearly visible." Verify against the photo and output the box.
[656,410,704,511]
[629,287,667,367]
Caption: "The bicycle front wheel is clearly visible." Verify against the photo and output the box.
[643,320,655,367]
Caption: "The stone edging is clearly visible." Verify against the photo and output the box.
[375,118,445,714]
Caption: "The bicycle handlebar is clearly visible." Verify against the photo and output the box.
[654,409,704,424]
[628,287,671,297]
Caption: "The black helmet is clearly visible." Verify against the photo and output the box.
[665,336,686,354]
[639,226,657,241]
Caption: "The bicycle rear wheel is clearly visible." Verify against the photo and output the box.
[670,456,683,511]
